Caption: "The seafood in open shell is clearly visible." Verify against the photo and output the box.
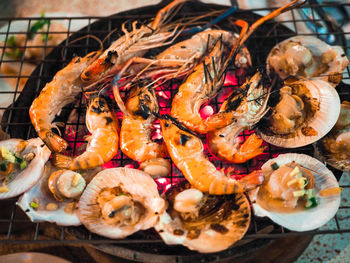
[266,35,349,87]
[257,79,340,148]
[0,138,50,199]
[155,181,251,253]
[316,101,350,171]
[249,153,341,231]
[17,163,101,226]
[78,168,165,239]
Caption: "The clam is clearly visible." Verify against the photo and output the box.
[78,167,165,239]
[249,153,340,231]
[256,79,340,148]
[315,101,350,171]
[17,163,100,226]
[155,181,251,253]
[266,35,349,87]
[0,138,50,199]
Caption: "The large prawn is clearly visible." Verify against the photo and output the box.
[207,71,271,163]
[80,0,187,84]
[170,0,303,134]
[159,115,263,195]
[120,84,167,163]
[52,97,119,170]
[29,51,100,153]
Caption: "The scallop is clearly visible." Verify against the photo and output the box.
[249,153,340,232]
[0,138,51,199]
[155,182,251,253]
[257,79,340,148]
[17,163,100,226]
[267,36,349,87]
[78,167,165,239]
[315,101,350,171]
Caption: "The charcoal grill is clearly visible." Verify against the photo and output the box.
[0,1,350,262]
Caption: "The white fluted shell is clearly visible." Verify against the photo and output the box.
[155,193,250,253]
[257,79,340,148]
[78,167,165,239]
[266,35,349,86]
[0,138,50,199]
[17,163,100,226]
[250,153,340,231]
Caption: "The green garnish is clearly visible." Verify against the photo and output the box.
[30,202,39,209]
[1,146,16,163]
[119,193,125,196]
[0,163,7,171]
[6,35,16,47]
[305,197,318,208]
[19,161,27,170]
[28,12,50,39]
[271,162,279,170]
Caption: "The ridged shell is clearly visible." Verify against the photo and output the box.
[257,79,340,148]
[78,167,165,239]
[250,153,340,231]
[155,193,251,253]
[0,138,50,199]
[17,163,100,226]
[266,35,349,86]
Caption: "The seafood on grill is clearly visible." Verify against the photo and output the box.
[266,35,349,87]
[0,138,50,199]
[316,101,350,171]
[207,71,270,163]
[249,153,341,231]
[155,181,251,253]
[78,167,165,238]
[80,0,186,84]
[17,163,101,226]
[171,0,304,134]
[257,79,341,148]
[52,96,119,170]
[29,51,100,153]
[159,115,264,195]
[120,85,167,162]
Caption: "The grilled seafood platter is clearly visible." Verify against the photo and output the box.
[257,79,340,148]
[0,138,50,199]
[17,163,101,226]
[250,153,341,231]
[266,35,349,86]
[78,168,165,239]
[316,101,350,171]
[155,181,251,253]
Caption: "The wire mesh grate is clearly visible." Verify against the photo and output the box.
[0,0,349,253]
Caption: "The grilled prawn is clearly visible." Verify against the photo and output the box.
[81,0,186,84]
[171,0,303,134]
[53,97,119,170]
[29,51,100,153]
[159,116,263,195]
[207,71,270,163]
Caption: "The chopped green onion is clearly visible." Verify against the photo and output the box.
[305,197,318,208]
[28,13,50,39]
[271,162,279,170]
[30,202,39,209]
[6,35,16,47]
[1,146,16,163]
[293,189,305,197]
[19,161,27,170]
[119,193,125,196]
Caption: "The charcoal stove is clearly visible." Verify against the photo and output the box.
[0,1,350,262]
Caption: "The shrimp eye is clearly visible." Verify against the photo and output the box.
[179,134,191,145]
[164,122,170,128]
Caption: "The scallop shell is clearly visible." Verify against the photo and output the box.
[155,193,251,253]
[78,167,165,239]
[250,153,340,231]
[17,163,100,226]
[266,35,349,86]
[257,79,340,148]
[0,138,51,199]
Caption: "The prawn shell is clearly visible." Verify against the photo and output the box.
[249,153,340,231]
[257,79,340,148]
[266,35,349,86]
[0,138,50,199]
[155,194,251,253]
[17,163,100,226]
[78,167,165,239]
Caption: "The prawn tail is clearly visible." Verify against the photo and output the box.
[236,170,264,192]
[52,153,73,170]
[233,134,265,163]
[40,130,68,153]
